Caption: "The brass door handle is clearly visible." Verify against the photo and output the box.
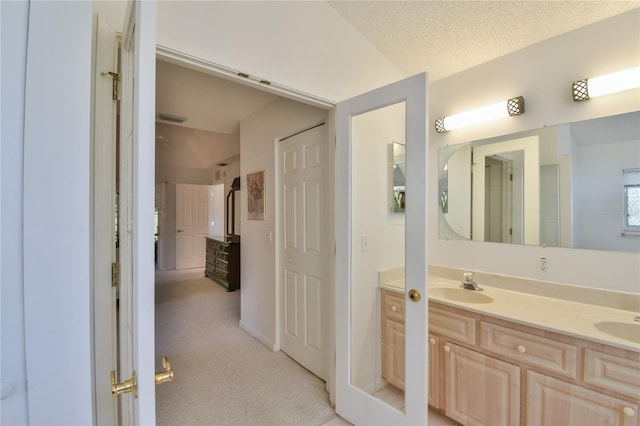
[112,370,137,398]
[155,356,174,386]
[408,289,422,303]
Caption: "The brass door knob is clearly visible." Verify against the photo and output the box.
[155,356,174,386]
[408,289,422,303]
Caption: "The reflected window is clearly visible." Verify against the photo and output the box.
[623,168,640,231]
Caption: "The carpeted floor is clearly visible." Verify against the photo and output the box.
[154,272,336,426]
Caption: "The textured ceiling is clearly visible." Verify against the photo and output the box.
[155,2,638,170]
[328,1,639,82]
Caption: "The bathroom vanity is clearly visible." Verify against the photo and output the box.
[380,275,640,426]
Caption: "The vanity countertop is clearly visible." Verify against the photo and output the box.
[380,277,640,353]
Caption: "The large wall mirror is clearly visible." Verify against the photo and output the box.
[438,111,640,253]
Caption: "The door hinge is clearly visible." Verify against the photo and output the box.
[112,262,120,288]
[509,228,513,236]
[510,173,513,181]
[102,71,120,100]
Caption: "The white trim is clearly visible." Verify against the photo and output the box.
[156,45,336,109]
[91,13,118,426]
[239,320,277,352]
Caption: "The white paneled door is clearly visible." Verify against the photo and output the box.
[279,123,328,381]
[176,184,209,269]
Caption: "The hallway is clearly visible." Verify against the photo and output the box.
[154,269,340,425]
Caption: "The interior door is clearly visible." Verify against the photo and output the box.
[176,184,209,269]
[335,73,428,425]
[472,136,540,245]
[116,1,157,424]
[279,123,328,381]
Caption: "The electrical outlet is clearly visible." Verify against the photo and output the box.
[538,256,548,272]
[361,234,369,252]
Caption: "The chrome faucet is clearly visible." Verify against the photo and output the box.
[460,272,483,291]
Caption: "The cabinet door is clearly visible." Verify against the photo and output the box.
[444,342,520,426]
[527,370,639,426]
[381,318,405,390]
[428,334,440,409]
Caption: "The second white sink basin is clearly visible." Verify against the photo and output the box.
[430,287,494,304]
[594,321,640,344]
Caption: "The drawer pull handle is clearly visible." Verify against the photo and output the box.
[517,344,527,353]
[443,345,450,353]
[623,407,635,417]
[391,305,398,312]
[429,338,436,345]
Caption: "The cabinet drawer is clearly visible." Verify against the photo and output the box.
[429,306,476,345]
[215,268,228,281]
[480,321,577,379]
[584,349,640,399]
[381,290,405,323]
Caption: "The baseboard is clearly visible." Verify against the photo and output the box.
[239,320,277,352]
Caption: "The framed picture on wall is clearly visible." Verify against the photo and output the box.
[247,170,265,220]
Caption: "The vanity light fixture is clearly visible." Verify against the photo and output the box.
[572,66,640,101]
[434,96,525,133]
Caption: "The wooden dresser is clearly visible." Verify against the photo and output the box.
[205,237,240,291]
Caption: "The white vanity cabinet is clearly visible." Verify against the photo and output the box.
[379,288,640,426]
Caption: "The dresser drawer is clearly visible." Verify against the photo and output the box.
[381,290,405,323]
[429,305,476,345]
[584,349,640,399]
[480,321,578,379]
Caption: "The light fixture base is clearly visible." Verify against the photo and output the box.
[507,96,525,115]
[435,117,447,133]
[572,79,589,101]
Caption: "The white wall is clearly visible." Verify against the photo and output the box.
[156,1,405,103]
[429,9,640,293]
[22,2,94,424]
[156,166,212,185]
[161,183,177,270]
[239,97,327,348]
[1,1,30,424]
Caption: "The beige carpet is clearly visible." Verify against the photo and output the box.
[154,273,335,426]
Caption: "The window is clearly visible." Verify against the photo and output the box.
[623,168,640,232]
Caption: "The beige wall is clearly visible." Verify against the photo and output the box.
[239,97,328,348]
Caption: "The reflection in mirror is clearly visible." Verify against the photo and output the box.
[351,102,406,412]
[392,142,406,213]
[438,111,640,253]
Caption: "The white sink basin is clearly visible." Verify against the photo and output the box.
[594,321,640,344]
[429,287,494,304]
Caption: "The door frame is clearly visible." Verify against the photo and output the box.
[153,46,337,403]
[92,13,119,426]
